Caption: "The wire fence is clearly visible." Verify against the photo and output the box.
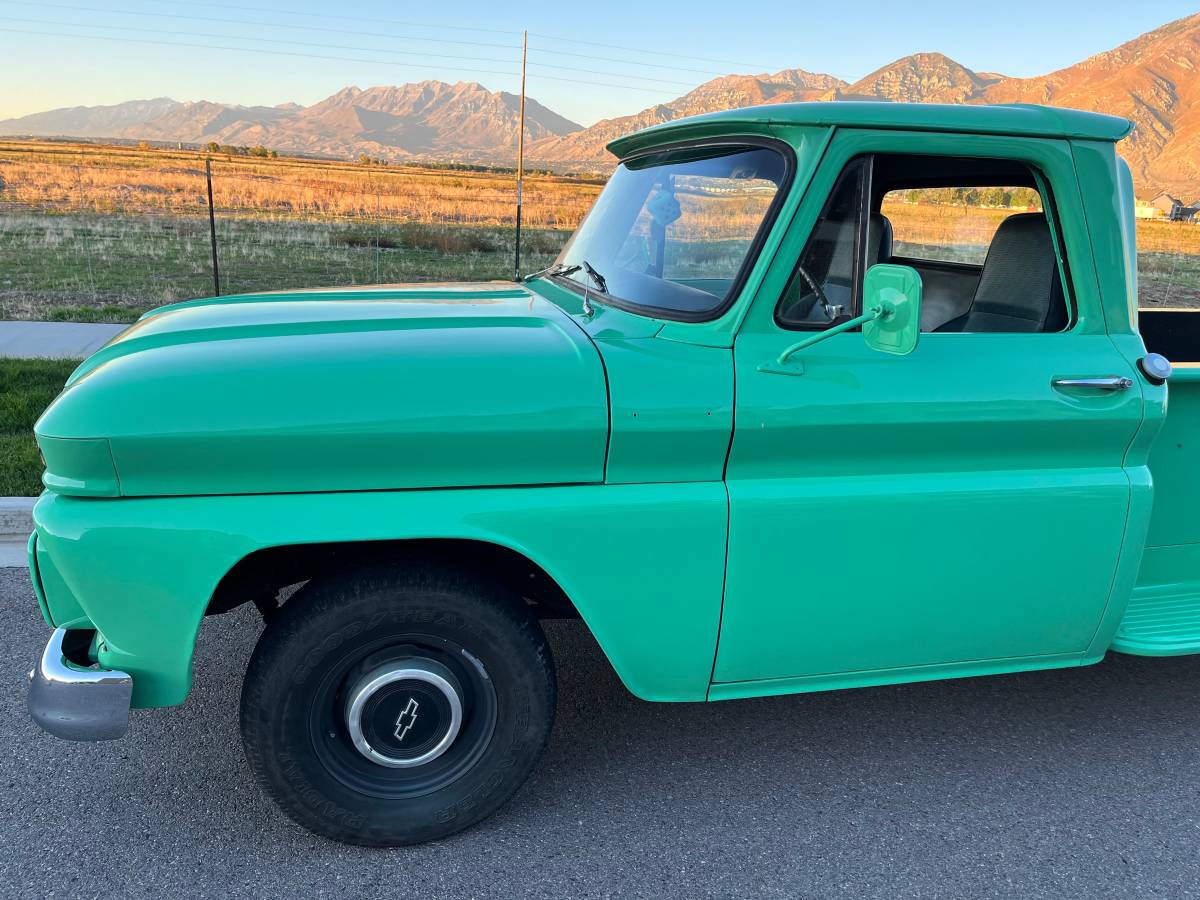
[0,140,602,321]
[1,139,1199,321]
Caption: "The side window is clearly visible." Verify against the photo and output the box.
[776,154,1073,334]
[776,159,865,328]
[883,187,1042,266]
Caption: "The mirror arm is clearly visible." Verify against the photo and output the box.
[776,302,891,365]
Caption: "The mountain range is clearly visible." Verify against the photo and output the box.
[0,82,581,160]
[2,11,1198,197]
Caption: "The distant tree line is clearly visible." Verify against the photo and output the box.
[889,186,1041,209]
[356,155,605,181]
[205,142,278,158]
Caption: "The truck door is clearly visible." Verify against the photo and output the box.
[714,132,1145,687]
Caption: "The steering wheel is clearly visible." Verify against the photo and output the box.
[793,263,836,321]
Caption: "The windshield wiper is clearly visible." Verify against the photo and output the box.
[581,260,608,294]
[520,262,579,283]
[523,260,608,316]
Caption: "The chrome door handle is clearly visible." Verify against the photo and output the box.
[1052,376,1134,391]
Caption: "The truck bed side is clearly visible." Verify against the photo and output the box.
[1112,309,1200,655]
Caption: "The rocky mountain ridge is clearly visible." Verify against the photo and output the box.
[3,12,1199,196]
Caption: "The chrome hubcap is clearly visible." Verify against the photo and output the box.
[344,659,464,769]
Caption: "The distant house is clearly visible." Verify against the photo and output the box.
[1150,191,1199,222]
[1151,192,1182,215]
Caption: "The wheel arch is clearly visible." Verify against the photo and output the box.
[207,537,583,621]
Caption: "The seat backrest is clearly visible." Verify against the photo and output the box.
[941,213,1064,333]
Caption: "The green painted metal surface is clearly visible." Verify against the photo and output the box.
[1113,544,1200,656]
[708,651,1087,702]
[37,437,120,497]
[31,534,87,628]
[1143,370,1200,549]
[1112,371,1200,655]
[716,329,1144,680]
[37,286,608,497]
[607,102,1133,160]
[33,483,727,707]
[528,279,734,484]
[27,102,1197,712]
[707,126,1159,683]
[1071,142,1174,657]
[27,533,52,628]
[861,264,923,356]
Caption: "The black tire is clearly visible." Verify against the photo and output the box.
[239,562,556,846]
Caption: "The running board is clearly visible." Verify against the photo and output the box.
[1112,582,1200,657]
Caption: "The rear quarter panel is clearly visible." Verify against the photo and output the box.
[1143,367,1200,549]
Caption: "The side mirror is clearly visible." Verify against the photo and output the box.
[862,264,922,356]
[766,263,924,374]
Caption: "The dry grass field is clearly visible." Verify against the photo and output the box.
[0,139,1198,321]
[882,198,1041,263]
[0,140,600,226]
[883,199,1200,309]
[884,197,1200,307]
[0,140,597,320]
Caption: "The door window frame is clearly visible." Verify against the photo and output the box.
[756,131,1099,337]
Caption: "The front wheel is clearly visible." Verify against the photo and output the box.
[239,563,556,846]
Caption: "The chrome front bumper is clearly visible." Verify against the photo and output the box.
[28,627,132,741]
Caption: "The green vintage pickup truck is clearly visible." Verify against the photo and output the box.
[27,102,1197,846]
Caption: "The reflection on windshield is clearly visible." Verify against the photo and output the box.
[553,145,786,318]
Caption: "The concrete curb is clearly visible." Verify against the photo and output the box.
[0,499,33,568]
[0,497,35,535]
[0,320,126,359]
[0,540,27,568]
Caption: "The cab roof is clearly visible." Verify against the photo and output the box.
[606,102,1134,159]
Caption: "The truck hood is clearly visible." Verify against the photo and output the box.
[35,283,608,497]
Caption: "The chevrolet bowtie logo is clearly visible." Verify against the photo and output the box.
[394,698,420,743]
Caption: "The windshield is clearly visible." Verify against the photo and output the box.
[552,144,788,319]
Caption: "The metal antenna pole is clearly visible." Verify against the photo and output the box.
[514,29,527,281]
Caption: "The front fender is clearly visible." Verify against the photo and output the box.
[32,483,727,707]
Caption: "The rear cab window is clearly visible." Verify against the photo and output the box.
[883,186,1043,266]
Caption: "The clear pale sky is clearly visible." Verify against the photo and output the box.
[0,0,1196,125]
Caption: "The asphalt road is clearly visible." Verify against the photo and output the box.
[4,566,1200,899]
